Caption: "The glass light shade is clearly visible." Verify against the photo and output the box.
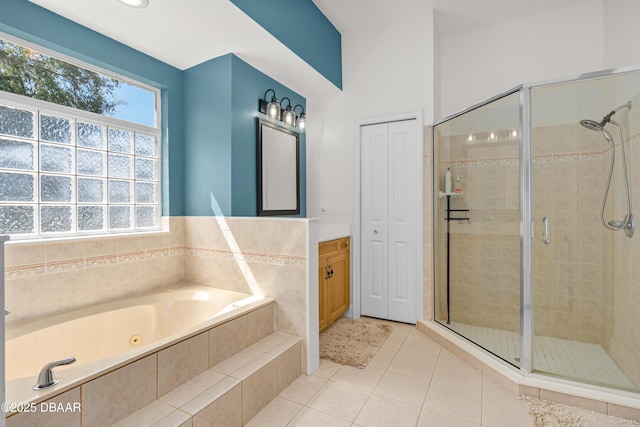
[298,115,306,131]
[266,101,281,120]
[119,0,149,7]
[282,108,296,126]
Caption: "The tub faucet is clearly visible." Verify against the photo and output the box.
[33,357,76,390]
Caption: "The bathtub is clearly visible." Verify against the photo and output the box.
[5,282,269,406]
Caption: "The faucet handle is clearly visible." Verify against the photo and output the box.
[33,357,76,390]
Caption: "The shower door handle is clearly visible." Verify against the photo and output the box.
[542,216,550,244]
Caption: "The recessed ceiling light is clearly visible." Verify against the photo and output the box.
[118,0,149,8]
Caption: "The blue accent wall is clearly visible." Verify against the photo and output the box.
[230,0,342,90]
[184,55,233,216]
[3,0,310,219]
[0,0,185,216]
[184,54,306,217]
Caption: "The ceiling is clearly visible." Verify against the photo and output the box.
[313,0,588,36]
[26,0,589,97]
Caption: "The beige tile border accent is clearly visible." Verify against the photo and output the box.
[5,245,307,279]
[186,247,305,267]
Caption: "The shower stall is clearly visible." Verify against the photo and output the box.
[433,67,640,394]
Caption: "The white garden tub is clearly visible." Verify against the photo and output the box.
[5,282,268,406]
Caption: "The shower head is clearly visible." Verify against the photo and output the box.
[579,119,603,132]
[580,119,614,145]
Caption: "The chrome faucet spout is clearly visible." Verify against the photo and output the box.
[4,308,9,316]
[33,357,76,390]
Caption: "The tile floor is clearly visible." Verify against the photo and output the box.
[247,318,534,427]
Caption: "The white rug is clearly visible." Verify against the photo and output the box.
[523,396,640,427]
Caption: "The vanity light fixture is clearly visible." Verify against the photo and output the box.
[281,97,296,126]
[260,89,281,120]
[259,89,307,131]
[293,104,306,132]
[118,0,149,8]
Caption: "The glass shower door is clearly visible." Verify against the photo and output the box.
[530,76,640,392]
[433,90,522,367]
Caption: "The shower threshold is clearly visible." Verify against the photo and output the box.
[447,322,636,391]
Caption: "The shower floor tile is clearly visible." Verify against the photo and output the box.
[448,322,636,390]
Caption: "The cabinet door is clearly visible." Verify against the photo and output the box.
[326,250,350,324]
[318,255,329,332]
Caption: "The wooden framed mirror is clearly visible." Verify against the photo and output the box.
[257,118,300,216]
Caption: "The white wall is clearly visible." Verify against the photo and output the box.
[307,0,640,228]
[438,0,605,119]
[307,6,435,225]
[603,0,640,68]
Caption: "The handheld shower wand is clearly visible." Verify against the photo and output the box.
[579,100,634,238]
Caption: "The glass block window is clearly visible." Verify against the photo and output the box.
[0,101,160,237]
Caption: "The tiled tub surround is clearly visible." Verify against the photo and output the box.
[183,217,308,335]
[4,216,315,369]
[5,293,304,426]
[5,283,270,406]
[4,216,186,324]
[183,217,312,370]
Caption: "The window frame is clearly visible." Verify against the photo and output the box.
[0,37,162,239]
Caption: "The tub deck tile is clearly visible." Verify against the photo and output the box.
[211,347,264,375]
[159,369,227,408]
[151,410,192,427]
[86,330,301,427]
[179,376,242,417]
[112,400,175,427]
[229,352,278,381]
[263,334,303,356]
[81,354,157,427]
[249,332,290,352]
[158,331,210,396]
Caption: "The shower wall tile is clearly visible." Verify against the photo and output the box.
[602,94,640,387]
[438,123,608,343]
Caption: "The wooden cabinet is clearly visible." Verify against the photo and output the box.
[319,237,350,332]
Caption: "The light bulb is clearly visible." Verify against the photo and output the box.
[267,102,280,120]
[283,109,296,126]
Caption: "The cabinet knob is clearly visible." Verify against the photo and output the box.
[373,230,378,234]
[341,243,348,248]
